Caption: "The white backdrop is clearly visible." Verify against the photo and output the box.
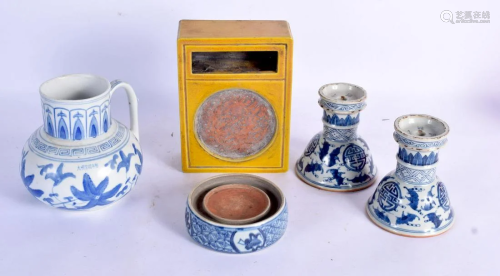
[1,0,499,275]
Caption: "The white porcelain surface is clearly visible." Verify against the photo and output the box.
[20,74,143,210]
[296,83,377,191]
[367,114,453,237]
[186,174,287,254]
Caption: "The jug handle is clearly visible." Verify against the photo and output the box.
[110,80,140,140]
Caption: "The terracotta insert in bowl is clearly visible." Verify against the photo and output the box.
[202,184,271,225]
[186,174,288,254]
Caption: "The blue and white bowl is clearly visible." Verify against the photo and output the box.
[185,174,288,254]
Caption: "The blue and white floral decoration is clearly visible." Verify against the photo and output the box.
[185,204,288,254]
[296,84,376,191]
[366,117,454,237]
[21,122,143,210]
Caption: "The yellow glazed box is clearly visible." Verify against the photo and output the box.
[177,20,293,172]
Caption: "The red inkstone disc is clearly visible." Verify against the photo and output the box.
[195,89,277,160]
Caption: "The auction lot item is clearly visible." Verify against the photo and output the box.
[20,74,143,210]
[177,20,293,172]
[366,114,454,237]
[186,174,287,253]
[295,83,377,191]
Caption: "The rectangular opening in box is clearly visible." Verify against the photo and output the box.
[192,51,278,74]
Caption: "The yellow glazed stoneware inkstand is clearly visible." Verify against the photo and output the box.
[177,20,293,172]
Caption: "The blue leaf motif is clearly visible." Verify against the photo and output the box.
[70,185,92,201]
[20,153,44,198]
[244,233,263,251]
[37,164,53,175]
[133,143,143,174]
[304,162,323,177]
[422,185,436,211]
[116,185,129,197]
[104,154,119,169]
[318,140,330,165]
[424,213,443,229]
[368,156,375,176]
[45,163,75,186]
[328,145,343,167]
[396,212,420,225]
[43,198,54,205]
[70,173,122,210]
[117,150,134,173]
[404,187,419,211]
[325,168,345,186]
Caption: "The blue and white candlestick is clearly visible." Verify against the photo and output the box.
[366,114,454,237]
[295,83,377,191]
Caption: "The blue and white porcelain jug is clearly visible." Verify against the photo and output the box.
[366,114,454,237]
[20,74,143,210]
[295,83,377,191]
